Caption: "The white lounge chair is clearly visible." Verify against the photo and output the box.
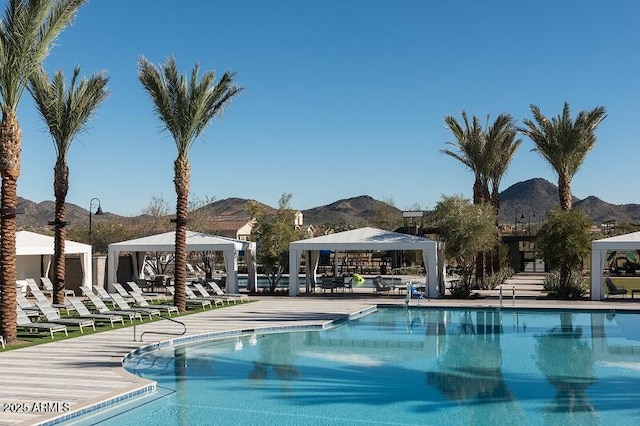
[81,289,143,323]
[193,282,235,304]
[207,280,249,302]
[17,306,68,339]
[108,293,163,320]
[130,292,179,316]
[35,301,95,334]
[167,286,213,309]
[184,285,225,306]
[126,281,167,301]
[41,276,75,297]
[68,299,125,328]
[26,279,72,314]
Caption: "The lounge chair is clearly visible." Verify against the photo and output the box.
[206,280,249,302]
[89,285,116,307]
[111,283,136,302]
[184,285,225,306]
[26,279,72,314]
[167,286,214,309]
[16,292,41,317]
[108,293,163,320]
[129,292,179,316]
[41,276,75,297]
[16,306,68,339]
[35,301,96,334]
[193,282,235,304]
[81,289,143,323]
[68,299,125,327]
[605,277,627,298]
[126,281,168,301]
[373,276,394,295]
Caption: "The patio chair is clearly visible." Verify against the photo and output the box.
[68,299,125,327]
[81,289,143,323]
[184,285,225,307]
[35,301,96,334]
[41,276,75,297]
[605,278,627,298]
[26,279,72,314]
[90,285,116,307]
[206,280,249,302]
[373,276,394,295]
[193,282,235,304]
[16,306,68,339]
[16,292,42,317]
[111,283,136,302]
[126,281,168,301]
[167,286,214,310]
[109,293,163,320]
[130,292,179,316]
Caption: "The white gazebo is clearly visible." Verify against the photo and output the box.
[16,230,92,287]
[288,227,440,297]
[590,231,640,300]
[107,231,256,294]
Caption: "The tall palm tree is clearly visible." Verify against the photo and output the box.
[520,103,606,211]
[441,112,490,205]
[138,56,241,312]
[0,0,87,345]
[29,66,109,304]
[485,114,521,273]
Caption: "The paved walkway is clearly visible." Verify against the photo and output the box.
[1,288,640,425]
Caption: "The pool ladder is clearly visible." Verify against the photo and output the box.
[133,316,187,342]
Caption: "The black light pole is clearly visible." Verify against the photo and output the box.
[89,197,104,249]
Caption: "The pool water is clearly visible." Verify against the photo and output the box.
[72,308,640,425]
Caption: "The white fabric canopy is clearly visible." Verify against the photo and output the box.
[590,231,640,300]
[288,227,440,296]
[107,231,256,293]
[15,230,92,287]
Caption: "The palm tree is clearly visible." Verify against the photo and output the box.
[520,103,606,211]
[441,112,490,205]
[138,56,241,312]
[29,66,109,305]
[485,114,521,272]
[0,0,87,345]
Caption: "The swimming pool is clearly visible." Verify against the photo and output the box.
[72,307,640,425]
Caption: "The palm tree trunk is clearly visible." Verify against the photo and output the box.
[173,155,190,312]
[53,159,69,304]
[0,110,21,344]
[558,173,572,211]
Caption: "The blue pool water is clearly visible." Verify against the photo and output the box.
[72,308,640,425]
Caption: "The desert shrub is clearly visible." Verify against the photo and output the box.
[543,270,588,299]
[482,267,515,290]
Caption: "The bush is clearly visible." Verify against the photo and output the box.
[543,270,589,299]
[482,267,515,290]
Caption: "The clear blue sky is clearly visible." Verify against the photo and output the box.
[15,0,640,216]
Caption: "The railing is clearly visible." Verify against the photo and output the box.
[133,316,187,342]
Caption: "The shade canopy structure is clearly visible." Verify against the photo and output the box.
[288,227,440,296]
[591,231,640,300]
[107,231,256,293]
[15,230,92,288]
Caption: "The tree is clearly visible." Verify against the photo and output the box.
[247,193,305,293]
[520,103,606,211]
[138,56,241,311]
[442,112,520,276]
[536,208,592,298]
[29,66,109,304]
[370,195,402,231]
[0,0,87,345]
[434,195,498,298]
[441,112,489,204]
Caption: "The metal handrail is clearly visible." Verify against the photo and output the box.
[134,316,187,342]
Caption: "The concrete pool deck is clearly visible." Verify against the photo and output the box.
[1,285,639,425]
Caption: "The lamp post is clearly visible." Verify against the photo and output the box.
[520,210,536,235]
[89,197,104,249]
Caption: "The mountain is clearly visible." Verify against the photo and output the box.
[302,195,399,227]
[498,178,640,226]
[14,178,640,232]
